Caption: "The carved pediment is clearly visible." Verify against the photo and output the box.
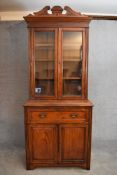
[27,6,86,17]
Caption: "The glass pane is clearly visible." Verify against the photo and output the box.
[34,31,55,96]
[62,31,82,96]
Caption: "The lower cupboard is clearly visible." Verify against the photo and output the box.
[26,123,90,169]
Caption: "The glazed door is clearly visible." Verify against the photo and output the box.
[28,124,58,163]
[59,124,88,163]
[59,28,87,99]
[32,29,57,99]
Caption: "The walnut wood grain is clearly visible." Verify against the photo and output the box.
[28,124,58,163]
[24,6,88,17]
[27,110,88,124]
[24,6,93,170]
[24,6,92,23]
[59,124,88,162]
[24,99,93,107]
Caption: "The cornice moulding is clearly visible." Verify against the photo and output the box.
[0,11,117,21]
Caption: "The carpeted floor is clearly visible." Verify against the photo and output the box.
[0,140,117,175]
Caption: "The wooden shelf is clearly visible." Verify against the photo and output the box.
[36,78,54,80]
[35,43,54,47]
[36,77,81,80]
[63,59,81,62]
[35,59,81,62]
[35,59,54,61]
[63,77,81,80]
[63,43,82,49]
[63,43,82,46]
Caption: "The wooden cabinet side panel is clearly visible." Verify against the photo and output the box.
[87,107,93,169]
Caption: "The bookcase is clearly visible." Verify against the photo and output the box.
[24,6,93,170]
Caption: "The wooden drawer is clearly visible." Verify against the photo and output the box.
[27,110,88,123]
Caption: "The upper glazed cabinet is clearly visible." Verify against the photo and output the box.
[25,6,90,100]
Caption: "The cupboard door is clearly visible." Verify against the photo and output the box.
[59,124,88,163]
[59,29,86,99]
[29,124,58,163]
[33,29,57,98]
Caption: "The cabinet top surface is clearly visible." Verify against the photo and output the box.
[24,6,92,23]
[24,100,93,107]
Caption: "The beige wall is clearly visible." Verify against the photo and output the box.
[0,20,117,149]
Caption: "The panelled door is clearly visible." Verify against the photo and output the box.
[28,124,58,163]
[59,124,88,163]
[28,123,88,164]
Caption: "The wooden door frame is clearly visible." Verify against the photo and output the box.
[58,28,88,100]
[29,28,58,99]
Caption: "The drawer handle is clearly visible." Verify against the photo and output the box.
[70,113,78,118]
[39,113,46,118]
